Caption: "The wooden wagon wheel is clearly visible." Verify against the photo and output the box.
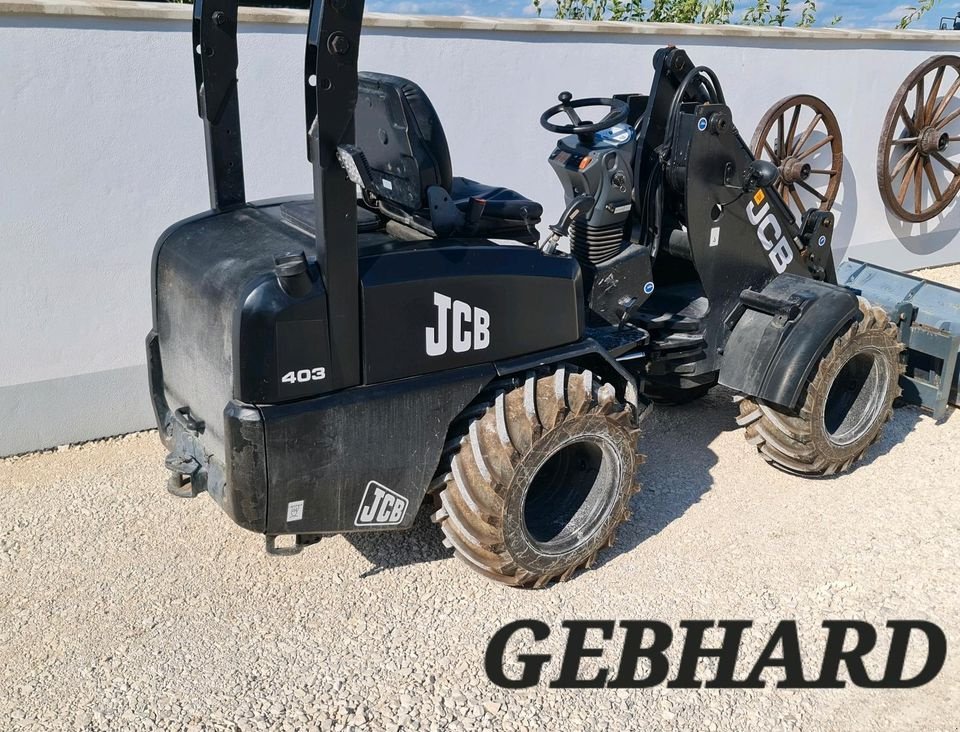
[877,55,960,223]
[751,95,843,220]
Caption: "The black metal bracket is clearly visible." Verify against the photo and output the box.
[193,0,246,210]
[164,453,204,498]
[895,302,960,420]
[799,209,836,282]
[265,534,323,556]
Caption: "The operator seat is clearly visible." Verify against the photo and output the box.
[354,72,543,243]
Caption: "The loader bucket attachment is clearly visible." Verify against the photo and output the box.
[837,259,960,420]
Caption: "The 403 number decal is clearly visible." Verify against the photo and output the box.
[281,367,327,384]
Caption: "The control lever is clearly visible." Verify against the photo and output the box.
[540,195,596,255]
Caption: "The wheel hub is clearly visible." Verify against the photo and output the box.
[521,436,618,555]
[781,156,811,184]
[919,127,950,156]
[823,350,891,447]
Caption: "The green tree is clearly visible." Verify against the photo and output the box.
[537,0,864,28]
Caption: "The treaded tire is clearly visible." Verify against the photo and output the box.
[736,297,904,476]
[431,366,642,588]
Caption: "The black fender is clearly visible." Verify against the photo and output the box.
[719,274,861,411]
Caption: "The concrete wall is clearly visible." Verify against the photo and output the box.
[2,0,960,456]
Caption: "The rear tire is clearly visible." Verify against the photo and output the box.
[431,367,642,588]
[736,298,904,476]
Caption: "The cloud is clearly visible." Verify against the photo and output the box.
[394,0,427,11]
[873,4,911,24]
[523,0,554,16]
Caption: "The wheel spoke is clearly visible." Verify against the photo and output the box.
[777,114,785,159]
[797,179,827,202]
[892,137,919,145]
[891,147,918,178]
[794,112,823,153]
[914,154,924,213]
[789,185,805,213]
[786,105,801,156]
[933,152,960,176]
[935,106,960,131]
[897,154,920,205]
[809,169,838,176]
[923,157,943,200]
[797,135,834,161]
[763,140,779,164]
[932,74,960,123]
[925,66,945,123]
[915,75,926,127]
[899,103,919,136]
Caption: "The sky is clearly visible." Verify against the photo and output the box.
[363,0,957,30]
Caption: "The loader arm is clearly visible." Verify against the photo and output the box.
[624,49,847,400]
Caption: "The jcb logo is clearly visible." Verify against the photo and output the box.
[746,191,794,274]
[355,481,408,527]
[425,292,491,357]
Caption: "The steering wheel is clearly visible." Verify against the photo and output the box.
[539,91,629,136]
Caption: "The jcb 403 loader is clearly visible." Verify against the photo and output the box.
[148,0,960,586]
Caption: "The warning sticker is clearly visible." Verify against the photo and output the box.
[753,189,765,206]
[286,500,305,522]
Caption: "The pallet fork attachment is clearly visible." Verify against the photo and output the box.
[839,259,960,420]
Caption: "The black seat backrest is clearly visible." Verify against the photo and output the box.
[356,72,453,212]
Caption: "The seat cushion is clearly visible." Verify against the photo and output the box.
[450,177,544,221]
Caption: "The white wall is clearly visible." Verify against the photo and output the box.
[2,1,959,455]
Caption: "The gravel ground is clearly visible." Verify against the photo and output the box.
[914,263,960,283]
[1,265,958,732]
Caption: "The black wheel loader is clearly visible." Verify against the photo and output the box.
[148,0,960,586]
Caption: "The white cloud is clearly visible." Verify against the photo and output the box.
[522,0,554,16]
[873,4,912,24]
[391,1,426,12]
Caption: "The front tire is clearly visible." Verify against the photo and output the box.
[736,298,904,476]
[431,367,642,588]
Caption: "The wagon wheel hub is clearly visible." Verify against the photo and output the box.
[918,127,950,156]
[781,156,812,184]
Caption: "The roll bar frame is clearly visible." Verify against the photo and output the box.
[192,0,364,388]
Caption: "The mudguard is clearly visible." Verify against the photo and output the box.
[719,274,861,411]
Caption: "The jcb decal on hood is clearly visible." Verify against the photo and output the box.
[426,292,491,357]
